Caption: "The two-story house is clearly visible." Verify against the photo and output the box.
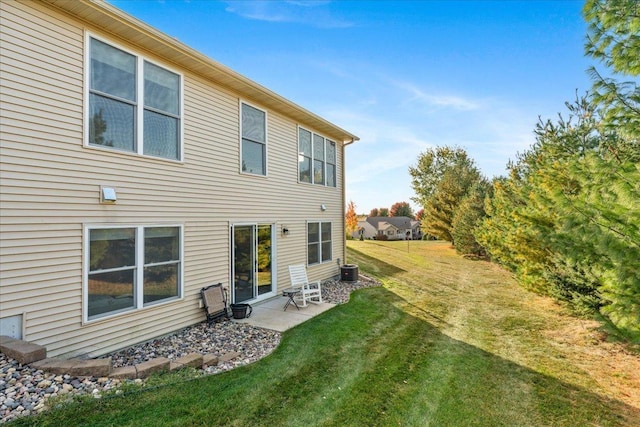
[0,0,358,358]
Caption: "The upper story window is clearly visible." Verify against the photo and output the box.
[298,127,336,187]
[326,139,337,187]
[87,36,182,161]
[241,102,267,175]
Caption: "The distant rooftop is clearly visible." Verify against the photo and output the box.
[365,216,417,229]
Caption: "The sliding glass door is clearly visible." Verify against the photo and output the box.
[231,224,274,303]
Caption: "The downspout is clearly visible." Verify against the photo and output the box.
[342,138,356,268]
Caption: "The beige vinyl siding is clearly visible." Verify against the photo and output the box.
[1,0,86,352]
[0,0,348,358]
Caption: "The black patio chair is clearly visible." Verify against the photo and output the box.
[201,283,230,323]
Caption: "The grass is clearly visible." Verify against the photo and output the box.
[12,241,640,426]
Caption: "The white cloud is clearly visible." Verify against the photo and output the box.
[320,84,538,213]
[388,79,482,111]
[307,59,354,79]
[254,55,537,212]
[322,107,434,211]
[224,1,353,28]
[286,1,332,7]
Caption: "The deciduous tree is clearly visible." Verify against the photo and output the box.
[389,201,414,218]
[345,200,358,237]
[409,146,476,208]
[420,152,482,242]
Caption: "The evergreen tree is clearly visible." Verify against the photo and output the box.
[477,96,639,340]
[584,0,640,146]
[476,168,552,294]
[523,98,605,307]
[584,0,640,75]
[451,179,491,258]
[583,0,640,340]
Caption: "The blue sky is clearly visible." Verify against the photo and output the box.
[109,0,594,214]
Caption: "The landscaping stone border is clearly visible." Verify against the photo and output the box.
[1,336,241,380]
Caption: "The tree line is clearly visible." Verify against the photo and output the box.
[345,200,422,238]
[368,202,419,219]
[409,0,639,343]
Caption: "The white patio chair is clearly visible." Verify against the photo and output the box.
[288,264,323,307]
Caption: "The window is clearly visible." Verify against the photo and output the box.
[313,134,325,185]
[241,102,267,175]
[307,222,332,265]
[87,36,182,161]
[86,225,182,321]
[299,129,312,183]
[326,140,336,187]
[298,127,336,187]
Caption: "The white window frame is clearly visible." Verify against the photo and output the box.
[298,126,337,187]
[83,224,184,323]
[84,33,184,162]
[306,221,332,265]
[240,101,268,176]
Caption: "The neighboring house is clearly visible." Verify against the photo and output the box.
[354,220,377,240]
[0,0,358,358]
[410,220,423,240]
[377,222,400,240]
[354,217,421,240]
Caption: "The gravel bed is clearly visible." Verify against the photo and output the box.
[0,359,125,424]
[322,273,380,304]
[0,275,380,424]
[105,321,281,370]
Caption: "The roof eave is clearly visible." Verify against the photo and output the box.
[41,0,359,144]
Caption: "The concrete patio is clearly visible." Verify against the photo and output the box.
[232,296,336,331]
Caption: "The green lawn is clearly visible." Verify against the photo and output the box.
[13,241,639,426]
